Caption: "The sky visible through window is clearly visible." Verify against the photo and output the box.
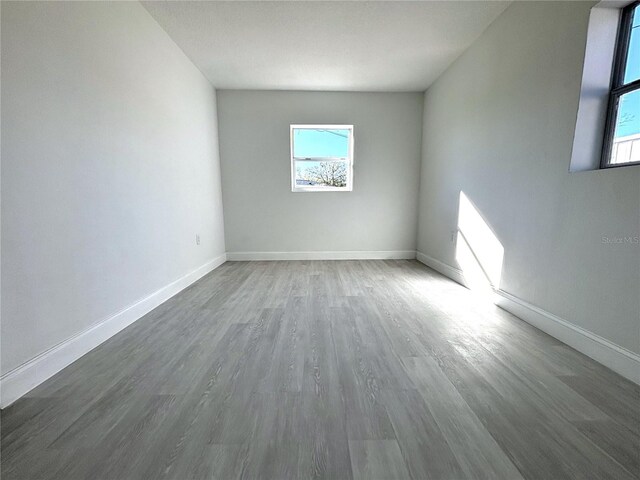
[617,5,640,138]
[624,5,640,84]
[293,127,351,188]
[293,128,349,158]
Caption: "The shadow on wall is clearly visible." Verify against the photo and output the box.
[455,191,505,298]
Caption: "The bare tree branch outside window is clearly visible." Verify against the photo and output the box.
[296,162,347,187]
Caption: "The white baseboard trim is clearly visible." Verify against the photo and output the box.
[227,251,417,261]
[494,290,640,385]
[0,253,227,408]
[416,251,639,385]
[416,251,468,287]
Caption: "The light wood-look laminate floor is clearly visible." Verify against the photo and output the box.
[2,260,639,480]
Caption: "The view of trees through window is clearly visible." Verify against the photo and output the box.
[295,161,347,187]
[291,126,353,190]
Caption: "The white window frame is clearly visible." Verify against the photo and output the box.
[290,124,354,192]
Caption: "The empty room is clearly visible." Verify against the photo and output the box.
[1,1,639,479]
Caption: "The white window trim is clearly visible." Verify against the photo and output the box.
[290,124,354,192]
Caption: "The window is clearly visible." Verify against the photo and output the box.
[290,125,354,192]
[602,1,640,167]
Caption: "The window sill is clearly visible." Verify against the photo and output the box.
[292,187,353,193]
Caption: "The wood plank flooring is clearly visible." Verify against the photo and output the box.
[2,260,639,479]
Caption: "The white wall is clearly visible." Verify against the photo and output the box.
[1,1,226,376]
[417,1,640,355]
[217,90,423,257]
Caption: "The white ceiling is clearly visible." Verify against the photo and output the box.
[142,1,510,92]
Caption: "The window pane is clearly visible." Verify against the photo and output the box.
[295,160,349,187]
[610,89,640,165]
[624,5,640,84]
[293,128,349,158]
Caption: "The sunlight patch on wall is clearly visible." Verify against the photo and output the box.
[455,192,504,296]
